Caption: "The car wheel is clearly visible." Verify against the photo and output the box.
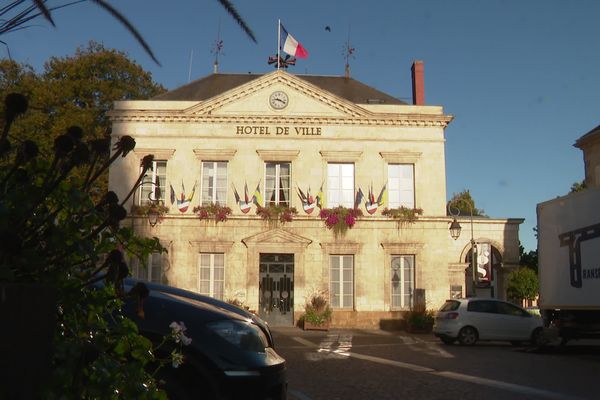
[440,336,456,345]
[458,326,478,345]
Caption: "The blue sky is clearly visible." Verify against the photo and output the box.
[4,0,600,251]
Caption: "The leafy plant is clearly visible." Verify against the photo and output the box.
[0,93,174,398]
[0,0,257,63]
[405,309,435,333]
[447,189,486,217]
[319,206,362,237]
[303,290,332,325]
[382,206,423,226]
[193,203,232,223]
[256,204,298,225]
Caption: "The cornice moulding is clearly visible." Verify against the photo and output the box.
[109,113,453,128]
[379,151,422,164]
[133,148,176,160]
[319,150,362,162]
[256,149,300,161]
[193,149,237,161]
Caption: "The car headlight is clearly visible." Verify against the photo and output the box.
[207,319,269,352]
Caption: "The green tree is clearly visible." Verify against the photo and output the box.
[0,42,166,193]
[2,41,165,154]
[447,189,486,217]
[569,180,586,193]
[519,244,538,273]
[506,267,539,303]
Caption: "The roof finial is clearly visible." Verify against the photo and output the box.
[343,26,355,78]
[211,19,224,74]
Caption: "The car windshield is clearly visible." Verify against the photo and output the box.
[439,300,460,312]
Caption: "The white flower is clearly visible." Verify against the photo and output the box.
[170,321,192,346]
[169,321,186,334]
[180,334,192,346]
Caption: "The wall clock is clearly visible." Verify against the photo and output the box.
[269,91,289,110]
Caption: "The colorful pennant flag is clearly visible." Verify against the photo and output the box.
[252,181,263,206]
[316,182,326,209]
[355,188,364,209]
[169,184,176,205]
[376,184,387,208]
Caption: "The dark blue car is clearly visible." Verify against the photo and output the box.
[123,279,287,400]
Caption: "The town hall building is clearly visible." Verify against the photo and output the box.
[108,63,523,328]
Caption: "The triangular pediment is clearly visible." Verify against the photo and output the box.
[242,228,312,247]
[184,70,371,119]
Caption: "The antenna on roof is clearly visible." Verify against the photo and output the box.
[187,49,193,83]
[343,25,355,79]
[211,19,224,74]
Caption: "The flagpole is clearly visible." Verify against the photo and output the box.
[277,19,281,70]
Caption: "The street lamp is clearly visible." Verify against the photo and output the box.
[448,199,477,297]
[147,202,160,227]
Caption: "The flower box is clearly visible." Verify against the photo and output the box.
[303,320,330,331]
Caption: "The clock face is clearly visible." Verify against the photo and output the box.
[269,91,289,110]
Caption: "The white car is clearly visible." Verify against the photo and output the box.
[433,298,544,346]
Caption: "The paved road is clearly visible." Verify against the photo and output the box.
[271,327,600,400]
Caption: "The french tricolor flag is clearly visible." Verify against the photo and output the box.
[281,24,308,59]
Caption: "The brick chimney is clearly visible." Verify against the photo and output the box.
[411,61,425,105]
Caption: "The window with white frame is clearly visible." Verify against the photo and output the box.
[131,252,165,284]
[330,255,353,309]
[265,162,291,206]
[139,160,167,205]
[198,253,224,300]
[201,161,228,205]
[327,163,354,208]
[387,164,415,209]
[391,255,414,309]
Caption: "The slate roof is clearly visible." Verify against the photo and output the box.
[575,124,600,149]
[152,73,406,105]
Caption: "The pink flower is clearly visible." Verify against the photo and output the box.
[345,214,356,227]
[326,214,339,228]
[319,209,330,219]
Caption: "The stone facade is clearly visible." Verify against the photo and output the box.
[108,69,523,328]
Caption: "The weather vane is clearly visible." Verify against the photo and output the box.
[268,53,296,68]
[211,20,224,73]
[343,27,355,78]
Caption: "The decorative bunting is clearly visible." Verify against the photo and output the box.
[232,183,252,214]
[176,180,195,213]
[297,185,316,214]
[365,184,378,214]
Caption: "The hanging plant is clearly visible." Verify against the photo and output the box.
[382,207,423,227]
[256,205,298,225]
[319,206,363,237]
[193,203,232,223]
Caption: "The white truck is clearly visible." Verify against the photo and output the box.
[537,185,600,343]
